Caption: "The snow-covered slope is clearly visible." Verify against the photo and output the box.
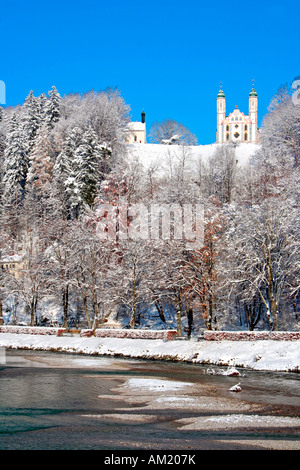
[125,143,259,173]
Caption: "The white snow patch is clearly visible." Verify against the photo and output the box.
[0,333,299,372]
[126,142,259,174]
[126,378,192,391]
[229,383,242,392]
[178,414,300,430]
[154,396,200,407]
[205,414,300,427]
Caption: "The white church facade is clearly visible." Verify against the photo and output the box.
[216,84,259,144]
[125,110,147,144]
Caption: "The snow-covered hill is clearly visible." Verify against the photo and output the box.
[125,143,259,173]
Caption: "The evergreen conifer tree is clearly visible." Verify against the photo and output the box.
[74,128,104,207]
[26,124,53,199]
[37,92,47,123]
[45,86,61,129]
[2,112,29,202]
[23,90,41,153]
[53,126,82,215]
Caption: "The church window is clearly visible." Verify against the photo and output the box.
[235,116,238,121]
[244,133,248,141]
[134,135,137,142]
[235,124,239,129]
[226,125,229,131]
[234,132,240,139]
[245,125,248,131]
[226,133,230,141]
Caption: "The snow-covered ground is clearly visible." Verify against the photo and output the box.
[0,333,299,372]
[126,142,259,173]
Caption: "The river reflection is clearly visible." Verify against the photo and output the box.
[0,350,299,450]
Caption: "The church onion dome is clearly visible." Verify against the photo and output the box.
[217,87,225,98]
[249,86,258,97]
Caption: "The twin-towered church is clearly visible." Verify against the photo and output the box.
[126,83,259,145]
[216,83,259,144]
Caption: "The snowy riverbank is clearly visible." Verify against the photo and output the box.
[0,333,299,372]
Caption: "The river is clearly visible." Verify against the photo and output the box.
[0,349,299,450]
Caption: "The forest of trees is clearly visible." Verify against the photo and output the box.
[0,84,299,333]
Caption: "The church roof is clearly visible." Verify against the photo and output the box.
[217,86,225,98]
[127,122,146,131]
[249,86,258,97]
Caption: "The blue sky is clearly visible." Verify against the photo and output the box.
[1,0,299,144]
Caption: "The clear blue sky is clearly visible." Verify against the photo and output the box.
[1,0,299,144]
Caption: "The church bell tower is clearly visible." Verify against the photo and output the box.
[216,84,226,143]
[249,83,258,143]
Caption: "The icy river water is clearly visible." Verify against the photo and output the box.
[0,350,299,450]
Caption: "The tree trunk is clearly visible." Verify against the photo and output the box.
[0,299,3,325]
[187,307,193,338]
[30,295,38,326]
[63,286,69,329]
[0,288,3,325]
[205,293,214,330]
[129,285,137,329]
[270,298,278,331]
[82,293,92,330]
[155,299,166,323]
[174,288,182,336]
[129,263,137,329]
[30,302,34,326]
[91,271,99,330]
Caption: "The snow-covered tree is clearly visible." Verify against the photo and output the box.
[207,145,237,204]
[113,239,153,329]
[45,86,61,129]
[4,227,50,326]
[179,197,226,330]
[260,85,300,168]
[149,119,198,145]
[53,126,82,215]
[58,88,130,157]
[26,124,53,196]
[37,92,47,123]
[24,124,54,228]
[224,197,299,331]
[2,112,29,202]
[43,219,76,328]
[23,90,41,153]
[74,128,104,208]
